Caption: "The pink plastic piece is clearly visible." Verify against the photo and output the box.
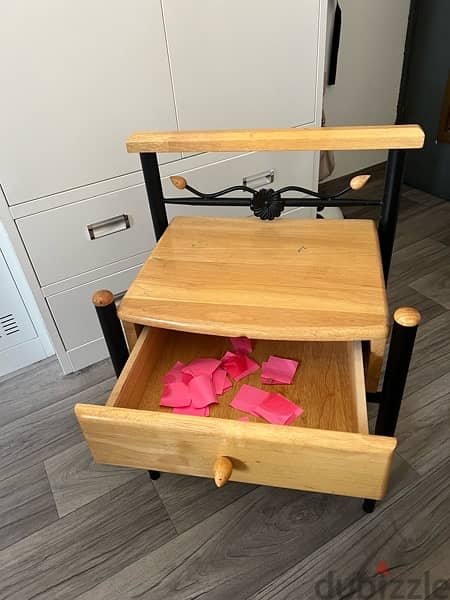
[188,375,218,408]
[230,336,253,354]
[212,368,232,395]
[284,405,304,425]
[182,358,221,377]
[163,361,188,384]
[261,356,299,384]
[159,382,191,408]
[253,393,303,425]
[230,384,271,416]
[222,352,259,381]
[173,405,210,416]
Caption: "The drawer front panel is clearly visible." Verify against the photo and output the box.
[76,404,396,500]
[17,186,153,286]
[47,265,141,351]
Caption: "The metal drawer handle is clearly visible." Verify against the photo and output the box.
[242,169,274,189]
[87,214,130,240]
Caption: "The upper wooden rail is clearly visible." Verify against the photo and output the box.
[127,125,424,153]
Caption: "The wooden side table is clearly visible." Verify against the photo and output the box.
[75,125,424,512]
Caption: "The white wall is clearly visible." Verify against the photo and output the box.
[324,0,411,178]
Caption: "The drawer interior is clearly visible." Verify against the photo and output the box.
[108,327,368,434]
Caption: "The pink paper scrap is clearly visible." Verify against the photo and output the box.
[261,356,299,385]
[163,361,192,385]
[182,358,221,377]
[212,368,232,395]
[188,374,218,408]
[160,382,191,408]
[284,406,304,425]
[173,405,210,416]
[230,384,303,425]
[230,384,271,416]
[253,393,304,425]
[222,351,260,381]
[230,336,253,355]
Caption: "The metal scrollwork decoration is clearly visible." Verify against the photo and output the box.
[168,174,373,220]
[250,189,284,220]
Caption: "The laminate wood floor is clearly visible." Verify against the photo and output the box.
[0,170,449,599]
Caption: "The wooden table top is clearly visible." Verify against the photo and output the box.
[118,217,388,341]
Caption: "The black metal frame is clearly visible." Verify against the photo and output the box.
[94,146,419,508]
[93,300,128,378]
[363,314,419,513]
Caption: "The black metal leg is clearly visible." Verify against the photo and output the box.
[378,149,406,283]
[140,152,168,241]
[363,499,376,513]
[362,307,421,511]
[92,290,129,378]
[374,307,421,436]
[148,470,160,480]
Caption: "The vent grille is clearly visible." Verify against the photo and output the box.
[0,313,20,336]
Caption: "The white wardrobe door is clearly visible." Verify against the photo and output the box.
[0,0,178,205]
[162,0,321,130]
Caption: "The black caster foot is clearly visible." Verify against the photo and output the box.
[363,499,376,513]
[148,470,160,480]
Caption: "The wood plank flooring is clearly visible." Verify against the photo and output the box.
[0,171,448,599]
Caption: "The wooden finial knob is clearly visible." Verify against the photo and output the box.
[394,307,421,327]
[92,289,114,307]
[349,174,371,190]
[170,175,187,190]
[213,456,233,487]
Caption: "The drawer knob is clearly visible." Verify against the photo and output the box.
[349,174,371,190]
[213,456,233,488]
[170,175,187,190]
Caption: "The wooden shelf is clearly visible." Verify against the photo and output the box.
[118,217,388,342]
[110,327,368,434]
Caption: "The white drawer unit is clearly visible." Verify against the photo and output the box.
[0,0,179,205]
[16,186,154,287]
[162,0,322,131]
[0,0,328,372]
[47,265,142,370]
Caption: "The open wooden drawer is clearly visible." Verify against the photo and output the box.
[75,327,396,500]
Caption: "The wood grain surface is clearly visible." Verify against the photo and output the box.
[107,326,367,433]
[127,125,424,153]
[76,402,395,499]
[119,217,389,342]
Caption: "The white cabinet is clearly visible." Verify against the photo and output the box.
[47,265,142,353]
[0,250,36,352]
[0,222,52,377]
[17,185,154,286]
[0,0,178,205]
[1,0,328,372]
[162,0,321,130]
